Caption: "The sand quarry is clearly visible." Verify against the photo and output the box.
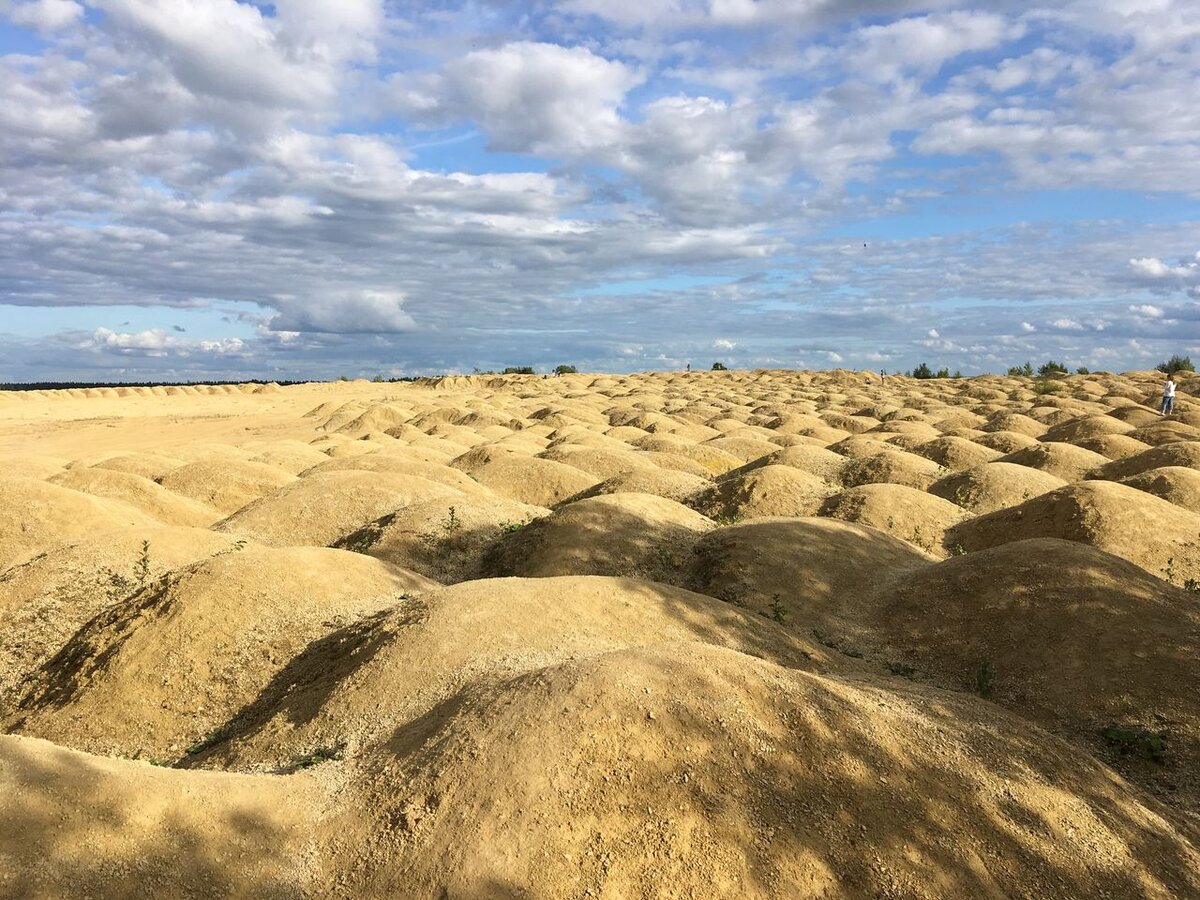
[1,368,1199,898]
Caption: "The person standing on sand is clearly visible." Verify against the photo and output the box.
[1161,374,1176,415]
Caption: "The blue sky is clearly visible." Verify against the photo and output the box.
[0,0,1197,381]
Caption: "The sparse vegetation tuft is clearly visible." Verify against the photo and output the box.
[1156,355,1194,374]
[974,660,994,698]
[1101,724,1169,763]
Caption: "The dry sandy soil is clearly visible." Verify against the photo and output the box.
[1,369,1198,898]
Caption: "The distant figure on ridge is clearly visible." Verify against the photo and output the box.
[1161,374,1176,415]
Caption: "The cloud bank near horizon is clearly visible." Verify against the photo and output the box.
[1,0,1198,380]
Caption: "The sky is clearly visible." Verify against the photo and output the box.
[0,0,1198,381]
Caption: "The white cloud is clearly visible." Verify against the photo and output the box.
[1129,303,1164,317]
[269,289,417,334]
[9,0,83,32]
[1129,256,1197,278]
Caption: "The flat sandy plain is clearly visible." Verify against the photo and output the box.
[1,369,1198,898]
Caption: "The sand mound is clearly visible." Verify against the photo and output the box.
[215,470,462,547]
[247,440,334,473]
[1041,414,1135,443]
[1129,419,1200,447]
[631,436,744,475]
[839,449,944,490]
[910,435,1001,470]
[0,478,157,570]
[192,577,825,772]
[535,444,656,480]
[928,462,1068,514]
[997,442,1110,482]
[90,452,185,481]
[947,481,1200,583]
[0,527,244,712]
[687,465,832,521]
[334,495,549,583]
[0,734,316,898]
[1090,441,1200,481]
[565,467,709,504]
[982,412,1047,436]
[156,459,296,514]
[687,518,931,629]
[725,443,847,483]
[450,452,600,507]
[300,451,488,494]
[972,430,1040,453]
[1120,466,1200,515]
[818,483,967,555]
[335,644,1200,899]
[1072,433,1152,460]
[483,494,713,580]
[7,546,434,759]
[868,539,1200,806]
[48,468,220,527]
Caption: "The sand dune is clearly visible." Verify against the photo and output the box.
[2,369,1199,898]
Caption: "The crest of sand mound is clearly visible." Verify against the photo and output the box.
[911,435,1002,470]
[90,451,185,481]
[997,442,1110,482]
[982,411,1047,436]
[334,494,549,583]
[331,644,1200,899]
[7,546,435,760]
[300,451,489,494]
[687,518,931,629]
[482,494,713,580]
[247,440,334,473]
[867,538,1200,807]
[156,458,296,514]
[928,462,1067,514]
[687,465,832,521]
[449,451,599,507]
[1120,466,1200,515]
[192,577,827,772]
[972,430,1040,453]
[630,436,744,475]
[535,444,657,480]
[947,481,1200,584]
[1072,433,1152,460]
[1129,419,1200,447]
[215,470,462,547]
[818,483,967,555]
[0,734,318,898]
[698,434,780,463]
[0,478,157,570]
[565,467,709,504]
[1089,440,1200,481]
[48,468,221,527]
[1041,414,1136,443]
[839,448,945,490]
[0,527,245,712]
[725,444,847,483]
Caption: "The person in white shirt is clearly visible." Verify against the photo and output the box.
[1161,375,1176,415]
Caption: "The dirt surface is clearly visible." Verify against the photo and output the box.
[1,369,1199,898]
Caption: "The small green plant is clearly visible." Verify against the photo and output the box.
[134,540,151,588]
[1162,557,1176,584]
[952,543,967,556]
[292,743,346,770]
[1007,361,1034,377]
[441,506,462,536]
[1076,366,1090,375]
[887,661,916,678]
[1183,577,1200,593]
[768,593,786,624]
[185,729,226,756]
[497,517,532,534]
[711,362,728,371]
[553,364,577,375]
[1101,725,1169,763]
[711,512,743,527]
[1032,380,1062,394]
[502,366,536,375]
[909,526,933,553]
[974,660,994,698]
[812,628,863,658]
